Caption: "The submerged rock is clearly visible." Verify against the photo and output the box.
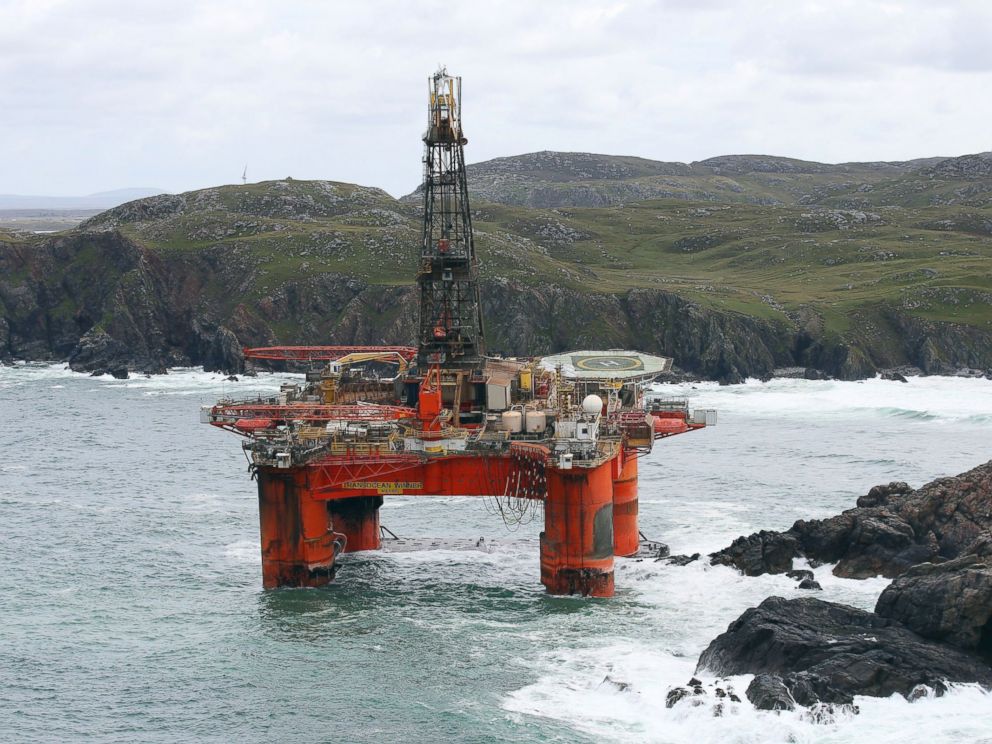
[665,677,742,710]
[600,674,631,692]
[697,596,992,705]
[663,553,700,566]
[710,461,992,579]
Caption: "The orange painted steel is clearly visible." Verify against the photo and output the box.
[417,365,443,430]
[244,345,417,362]
[540,459,616,597]
[308,452,518,500]
[612,452,640,557]
[252,453,517,587]
[652,413,705,438]
[328,496,383,552]
[256,469,343,589]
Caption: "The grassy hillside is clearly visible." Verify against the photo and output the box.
[453,151,939,208]
[79,170,992,337]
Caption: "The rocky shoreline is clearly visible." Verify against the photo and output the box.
[677,461,992,713]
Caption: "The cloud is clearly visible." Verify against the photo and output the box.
[0,0,990,195]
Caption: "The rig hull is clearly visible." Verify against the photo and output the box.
[252,446,645,596]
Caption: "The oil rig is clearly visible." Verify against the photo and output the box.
[203,69,714,597]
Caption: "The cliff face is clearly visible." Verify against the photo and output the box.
[3,227,990,381]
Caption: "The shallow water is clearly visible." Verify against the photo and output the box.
[1,365,991,743]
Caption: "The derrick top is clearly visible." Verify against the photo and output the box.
[426,67,467,146]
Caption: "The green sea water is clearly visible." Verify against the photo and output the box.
[2,365,991,743]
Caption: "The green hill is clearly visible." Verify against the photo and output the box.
[2,151,991,381]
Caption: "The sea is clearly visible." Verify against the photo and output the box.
[2,363,991,744]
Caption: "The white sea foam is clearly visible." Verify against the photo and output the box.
[505,558,992,743]
[223,539,260,563]
[0,362,299,395]
[651,376,992,424]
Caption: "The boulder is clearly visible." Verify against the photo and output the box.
[856,481,913,508]
[709,530,799,575]
[746,674,795,711]
[697,596,992,705]
[875,534,992,655]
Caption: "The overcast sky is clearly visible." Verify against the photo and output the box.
[2,0,991,197]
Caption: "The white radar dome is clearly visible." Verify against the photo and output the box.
[581,394,604,415]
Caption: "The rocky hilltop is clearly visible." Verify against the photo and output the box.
[445,151,947,209]
[2,150,991,379]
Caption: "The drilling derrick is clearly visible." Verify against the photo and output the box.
[417,68,485,368]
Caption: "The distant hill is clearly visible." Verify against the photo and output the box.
[0,188,167,210]
[414,151,953,209]
[2,153,991,381]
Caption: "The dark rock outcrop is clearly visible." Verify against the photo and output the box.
[709,530,799,575]
[875,534,992,655]
[710,461,992,578]
[68,329,132,375]
[697,596,992,705]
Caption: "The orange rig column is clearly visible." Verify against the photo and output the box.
[612,452,639,557]
[256,469,343,589]
[327,496,382,552]
[540,459,616,597]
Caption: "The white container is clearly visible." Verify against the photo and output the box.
[502,410,523,433]
[525,411,547,434]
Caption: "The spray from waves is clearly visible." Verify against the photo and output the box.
[504,559,992,744]
[506,649,991,744]
[223,540,260,563]
[873,407,939,421]
[0,362,300,397]
[651,376,992,426]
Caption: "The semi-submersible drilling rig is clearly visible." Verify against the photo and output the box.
[203,69,715,597]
